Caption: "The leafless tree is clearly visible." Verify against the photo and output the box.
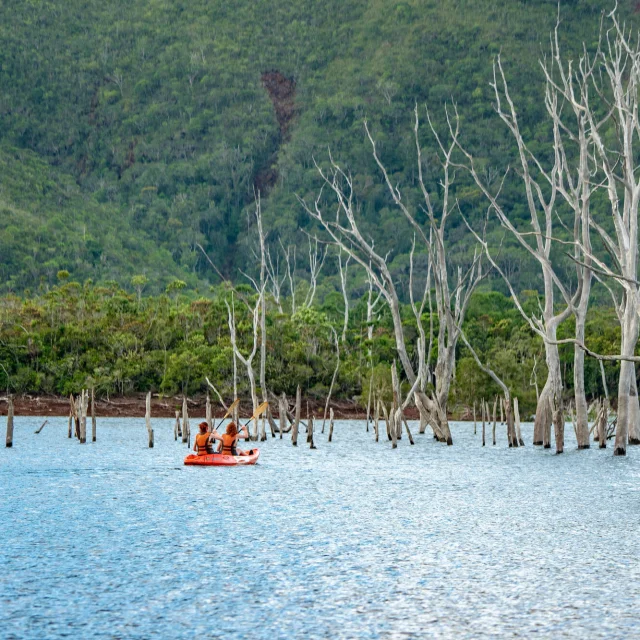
[299,106,483,444]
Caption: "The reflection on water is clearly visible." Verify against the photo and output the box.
[1,417,639,639]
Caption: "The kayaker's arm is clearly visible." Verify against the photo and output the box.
[237,425,250,440]
[209,431,222,442]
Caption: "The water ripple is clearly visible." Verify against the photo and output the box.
[1,417,639,638]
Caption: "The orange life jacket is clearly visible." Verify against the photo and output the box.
[221,433,238,455]
[195,433,211,455]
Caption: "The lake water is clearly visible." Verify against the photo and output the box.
[1,417,639,639]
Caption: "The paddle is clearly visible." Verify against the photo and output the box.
[214,398,240,431]
[239,401,269,432]
[212,401,269,453]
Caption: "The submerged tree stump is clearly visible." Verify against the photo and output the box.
[514,397,524,446]
[146,391,154,448]
[91,388,97,442]
[174,410,181,441]
[182,397,189,445]
[328,408,334,442]
[492,397,497,446]
[482,399,486,447]
[552,395,564,454]
[308,416,316,449]
[79,390,87,444]
[6,396,14,448]
[598,399,608,449]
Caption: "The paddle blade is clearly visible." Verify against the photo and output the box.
[223,398,240,419]
[252,401,269,420]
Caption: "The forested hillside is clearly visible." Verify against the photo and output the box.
[0,0,620,295]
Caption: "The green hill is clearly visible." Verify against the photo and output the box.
[0,0,621,293]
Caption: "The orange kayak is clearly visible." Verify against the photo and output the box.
[184,449,260,466]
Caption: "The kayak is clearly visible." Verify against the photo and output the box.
[184,449,260,466]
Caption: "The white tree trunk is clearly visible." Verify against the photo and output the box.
[615,305,639,455]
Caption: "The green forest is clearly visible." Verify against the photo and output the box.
[0,0,636,410]
[0,0,620,293]
[0,277,621,416]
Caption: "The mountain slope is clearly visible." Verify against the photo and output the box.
[0,0,622,292]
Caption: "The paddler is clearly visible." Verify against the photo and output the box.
[193,421,215,456]
[210,422,249,456]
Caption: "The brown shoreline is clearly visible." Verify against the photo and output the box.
[0,393,427,420]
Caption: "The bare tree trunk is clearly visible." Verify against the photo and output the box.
[492,397,497,446]
[366,369,373,433]
[505,396,517,448]
[174,410,181,441]
[473,401,477,435]
[628,368,640,445]
[381,402,392,443]
[205,394,212,431]
[308,415,316,449]
[402,417,415,445]
[5,396,14,448]
[482,399,486,447]
[615,307,639,455]
[328,408,334,442]
[182,397,189,445]
[279,396,287,439]
[374,398,380,443]
[291,391,299,446]
[91,388,96,442]
[514,397,524,446]
[145,391,153,448]
[535,337,562,447]
[68,395,74,438]
[322,328,340,433]
[598,399,608,449]
[79,390,87,444]
[552,395,564,454]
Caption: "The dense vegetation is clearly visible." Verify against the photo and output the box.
[0,279,620,416]
[0,0,626,294]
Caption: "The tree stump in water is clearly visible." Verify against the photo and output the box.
[174,410,181,441]
[514,397,524,446]
[91,388,97,442]
[598,399,608,449]
[482,399,486,447]
[145,391,153,448]
[492,397,498,446]
[473,401,477,435]
[328,408,334,442]
[308,416,316,449]
[552,395,564,454]
[79,390,87,444]
[6,396,14,448]
[205,395,212,432]
[181,397,189,445]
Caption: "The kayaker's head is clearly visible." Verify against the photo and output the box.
[226,422,238,436]
[198,421,208,433]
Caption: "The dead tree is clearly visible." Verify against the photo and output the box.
[459,329,518,447]
[322,327,340,433]
[454,57,579,449]
[226,288,262,441]
[301,105,484,445]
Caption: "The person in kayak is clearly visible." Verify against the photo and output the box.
[210,422,249,456]
[193,421,215,456]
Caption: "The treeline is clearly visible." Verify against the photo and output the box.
[0,278,619,418]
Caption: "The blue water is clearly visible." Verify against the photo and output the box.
[1,417,639,639]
